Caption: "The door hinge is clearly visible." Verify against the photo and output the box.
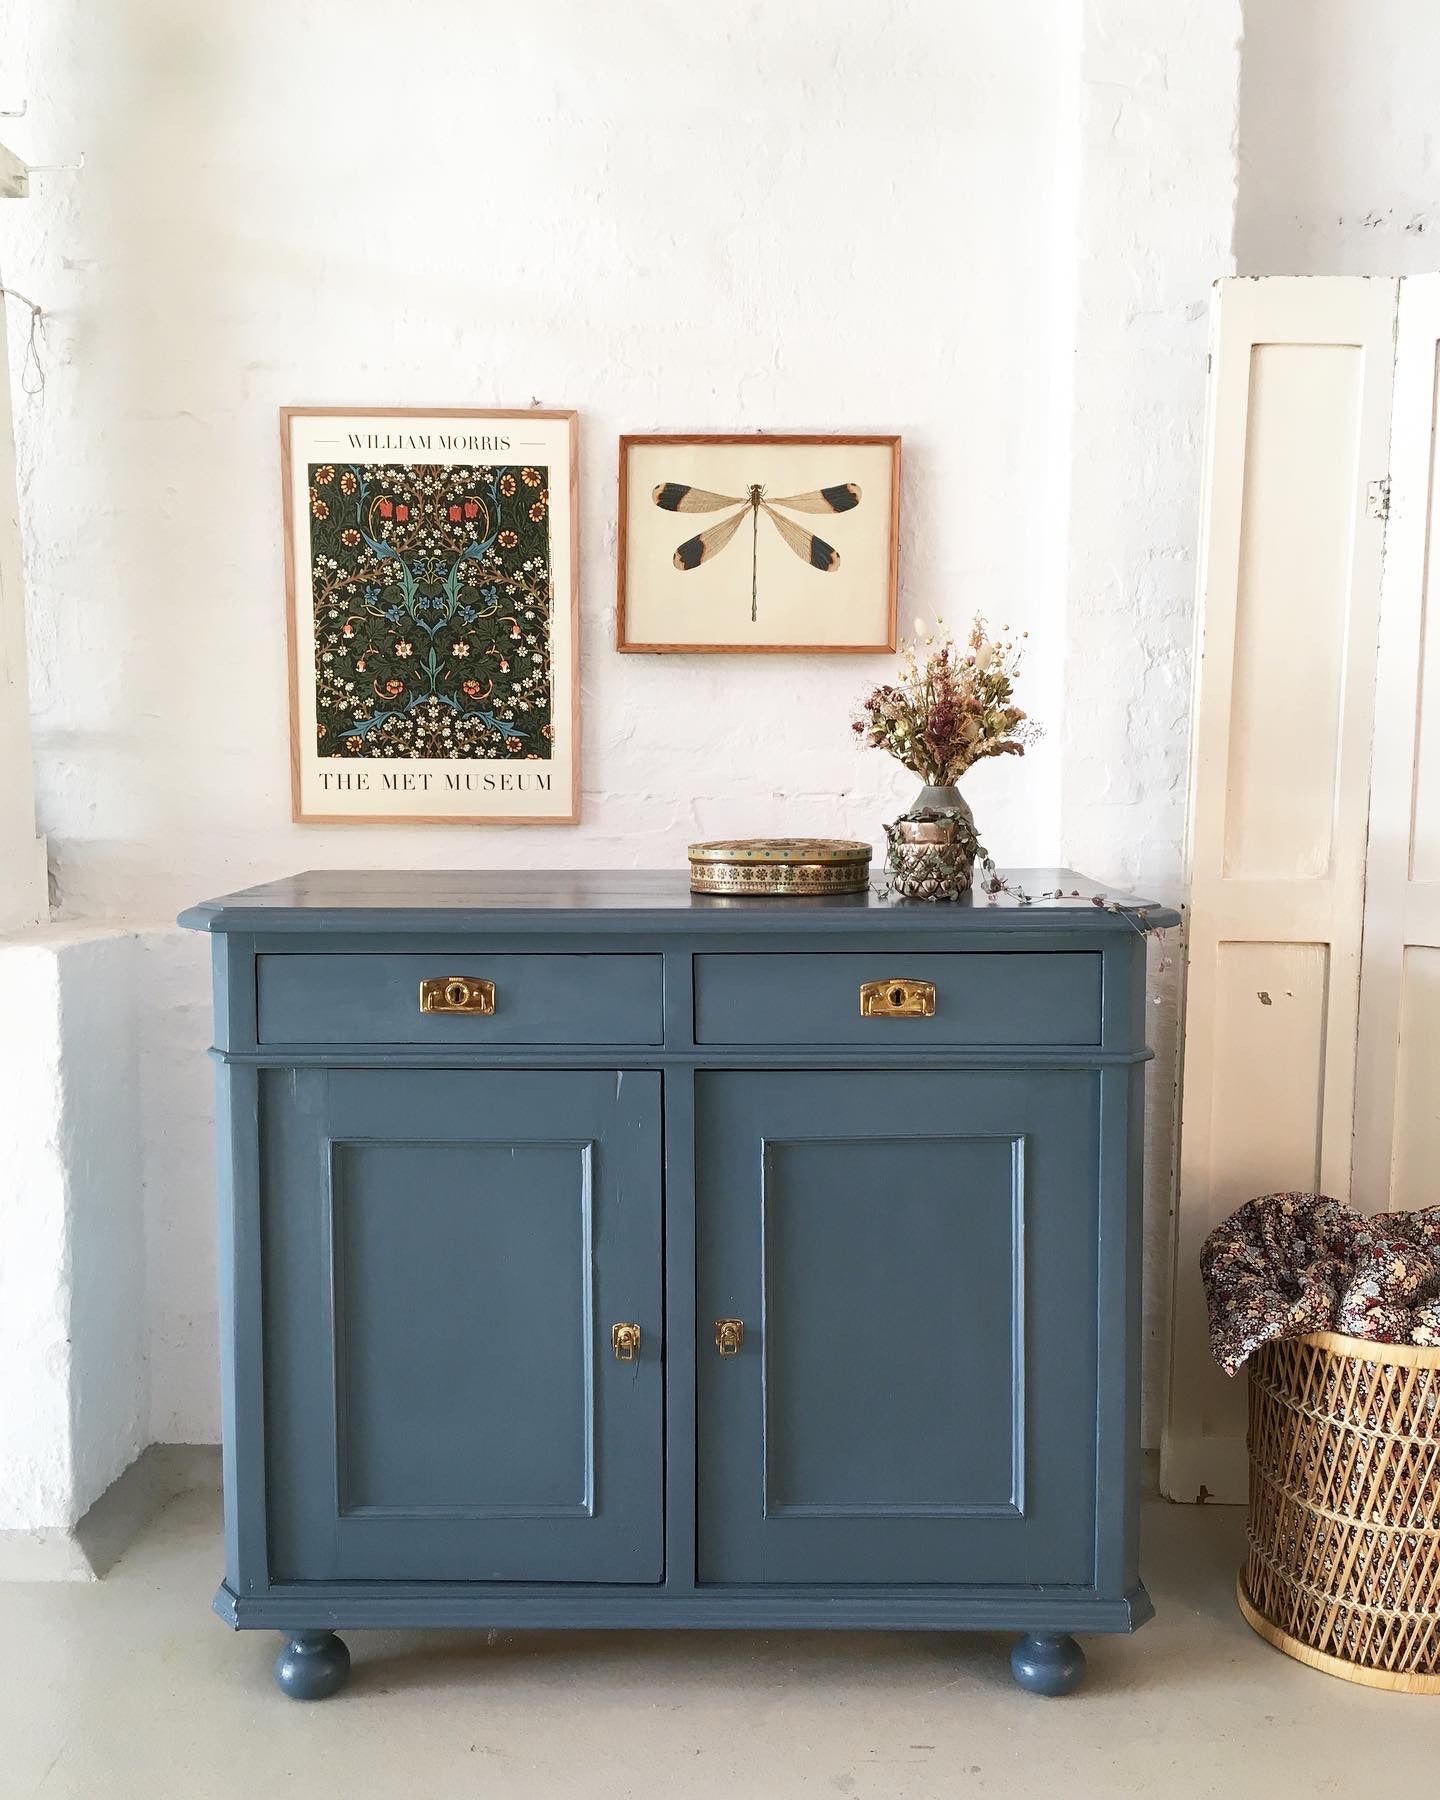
[1366,477,1391,521]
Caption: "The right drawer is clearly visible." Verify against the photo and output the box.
[692,952,1101,1047]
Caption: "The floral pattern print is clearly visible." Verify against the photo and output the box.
[308,462,552,760]
[1202,1192,1440,1375]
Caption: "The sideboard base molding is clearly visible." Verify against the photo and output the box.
[215,1580,1155,1636]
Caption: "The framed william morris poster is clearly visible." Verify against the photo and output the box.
[282,407,579,823]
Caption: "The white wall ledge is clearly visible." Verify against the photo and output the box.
[0,928,148,1552]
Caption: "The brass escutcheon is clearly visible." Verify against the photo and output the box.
[859,978,937,1018]
[418,976,496,1015]
[714,1319,745,1357]
[611,1322,641,1362]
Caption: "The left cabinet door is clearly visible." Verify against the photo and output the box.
[260,1068,663,1583]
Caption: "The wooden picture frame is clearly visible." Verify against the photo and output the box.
[282,406,579,824]
[616,433,900,654]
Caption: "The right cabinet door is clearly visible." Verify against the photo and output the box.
[696,1069,1099,1586]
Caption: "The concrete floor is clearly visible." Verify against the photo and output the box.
[0,1487,1434,1799]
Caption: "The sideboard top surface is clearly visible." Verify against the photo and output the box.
[179,868,1180,936]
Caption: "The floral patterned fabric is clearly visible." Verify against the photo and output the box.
[1202,1192,1440,1375]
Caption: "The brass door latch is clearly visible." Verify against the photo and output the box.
[611,1322,641,1361]
[419,976,496,1015]
[714,1319,745,1357]
[859,978,936,1018]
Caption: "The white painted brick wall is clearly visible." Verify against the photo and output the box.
[5,0,1070,1447]
[1059,1,1242,1442]
[3,0,1430,1485]
[1237,0,1440,275]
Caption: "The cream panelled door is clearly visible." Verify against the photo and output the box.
[1354,276,1440,1215]
[1163,278,1398,1504]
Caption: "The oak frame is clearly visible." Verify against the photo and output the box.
[616,433,900,654]
[281,405,581,825]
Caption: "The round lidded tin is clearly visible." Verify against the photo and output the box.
[687,838,872,897]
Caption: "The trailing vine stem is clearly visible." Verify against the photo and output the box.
[873,844,1172,984]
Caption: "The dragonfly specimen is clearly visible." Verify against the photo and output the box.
[652,480,861,622]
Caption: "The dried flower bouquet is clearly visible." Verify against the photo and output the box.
[853,616,1037,787]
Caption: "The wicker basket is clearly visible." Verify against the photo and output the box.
[1239,1330,1440,1692]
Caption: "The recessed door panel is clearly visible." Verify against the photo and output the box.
[263,1068,662,1583]
[697,1070,1098,1586]
[333,1141,593,1516]
[761,1137,1021,1517]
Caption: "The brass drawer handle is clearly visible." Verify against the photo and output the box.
[611,1322,641,1361]
[859,978,936,1018]
[714,1319,745,1357]
[419,976,496,1015]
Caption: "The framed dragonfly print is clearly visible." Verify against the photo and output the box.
[616,433,900,653]
[282,407,579,823]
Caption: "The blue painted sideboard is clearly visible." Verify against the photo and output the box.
[179,868,1177,1699]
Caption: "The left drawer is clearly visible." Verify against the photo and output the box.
[255,954,664,1046]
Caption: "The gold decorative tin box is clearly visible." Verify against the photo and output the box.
[687,838,872,897]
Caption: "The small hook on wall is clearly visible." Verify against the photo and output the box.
[27,151,85,175]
